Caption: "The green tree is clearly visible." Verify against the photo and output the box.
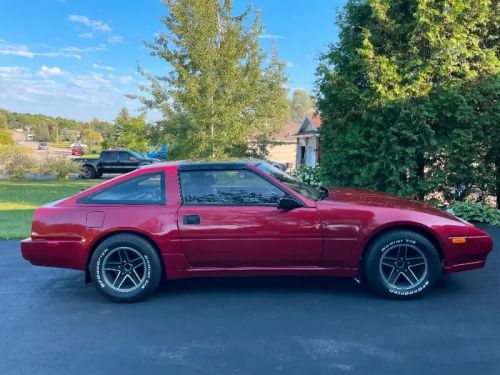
[0,112,7,129]
[132,0,289,159]
[0,112,12,145]
[317,0,500,206]
[82,127,103,153]
[289,89,315,123]
[102,108,149,152]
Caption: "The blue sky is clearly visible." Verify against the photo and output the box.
[0,0,344,121]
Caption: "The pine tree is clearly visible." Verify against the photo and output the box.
[317,0,499,205]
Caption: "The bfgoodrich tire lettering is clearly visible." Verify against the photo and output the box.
[363,230,441,299]
[89,234,162,302]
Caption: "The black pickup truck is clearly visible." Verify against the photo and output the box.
[75,150,160,179]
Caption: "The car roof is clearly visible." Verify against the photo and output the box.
[140,159,263,171]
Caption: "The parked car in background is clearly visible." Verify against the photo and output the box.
[147,143,168,160]
[74,149,160,179]
[37,142,48,151]
[20,160,493,303]
[71,145,84,156]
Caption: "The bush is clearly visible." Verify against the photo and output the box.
[449,202,500,227]
[0,129,13,145]
[37,156,80,180]
[0,145,36,178]
[291,166,325,187]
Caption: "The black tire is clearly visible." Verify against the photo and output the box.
[95,172,103,178]
[80,165,96,179]
[89,234,162,303]
[363,230,441,299]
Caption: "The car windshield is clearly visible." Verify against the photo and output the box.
[256,162,324,201]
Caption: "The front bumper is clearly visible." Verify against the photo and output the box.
[443,235,493,274]
[20,238,87,270]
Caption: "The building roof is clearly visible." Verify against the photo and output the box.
[272,120,300,143]
[295,114,322,136]
[307,114,321,129]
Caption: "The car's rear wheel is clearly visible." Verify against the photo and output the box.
[363,230,441,299]
[89,234,162,302]
[80,166,96,179]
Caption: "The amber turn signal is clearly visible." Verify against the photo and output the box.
[450,237,467,244]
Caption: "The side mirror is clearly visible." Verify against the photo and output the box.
[130,157,138,162]
[277,197,301,210]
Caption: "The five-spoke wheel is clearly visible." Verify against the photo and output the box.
[364,230,441,298]
[90,234,162,302]
[101,247,147,292]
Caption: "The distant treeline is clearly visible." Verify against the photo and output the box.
[0,108,110,143]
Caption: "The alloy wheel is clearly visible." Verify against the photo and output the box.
[102,247,147,292]
[379,244,428,290]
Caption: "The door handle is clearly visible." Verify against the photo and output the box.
[183,215,200,225]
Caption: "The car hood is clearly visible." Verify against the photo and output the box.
[321,187,457,220]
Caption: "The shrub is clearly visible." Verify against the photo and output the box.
[37,156,80,180]
[0,145,36,178]
[448,202,500,227]
[0,129,13,145]
[291,166,325,187]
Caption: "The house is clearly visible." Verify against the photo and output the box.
[267,120,300,170]
[295,114,321,167]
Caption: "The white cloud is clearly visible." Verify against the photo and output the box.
[0,39,82,60]
[63,44,107,53]
[0,66,144,120]
[93,63,114,71]
[108,35,124,44]
[117,76,133,84]
[37,65,63,78]
[260,34,284,40]
[0,66,31,79]
[78,32,93,39]
[68,15,111,33]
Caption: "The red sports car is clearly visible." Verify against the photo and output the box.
[20,160,493,302]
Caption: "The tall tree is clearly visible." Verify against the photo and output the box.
[102,108,149,152]
[132,0,289,159]
[289,89,315,123]
[0,113,12,145]
[317,0,499,205]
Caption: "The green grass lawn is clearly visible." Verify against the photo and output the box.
[0,179,101,240]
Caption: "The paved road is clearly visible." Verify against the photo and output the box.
[1,227,499,375]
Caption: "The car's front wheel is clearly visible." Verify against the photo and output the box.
[89,234,162,302]
[363,230,441,299]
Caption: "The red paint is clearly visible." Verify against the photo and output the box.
[20,162,494,281]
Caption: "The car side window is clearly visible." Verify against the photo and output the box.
[79,172,165,204]
[119,151,133,161]
[179,170,285,206]
[101,151,118,162]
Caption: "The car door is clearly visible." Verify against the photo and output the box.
[119,151,140,173]
[177,168,322,267]
[99,151,119,173]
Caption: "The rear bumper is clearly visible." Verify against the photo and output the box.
[20,238,87,270]
[443,235,493,274]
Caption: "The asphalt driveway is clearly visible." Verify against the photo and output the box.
[0,226,499,375]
